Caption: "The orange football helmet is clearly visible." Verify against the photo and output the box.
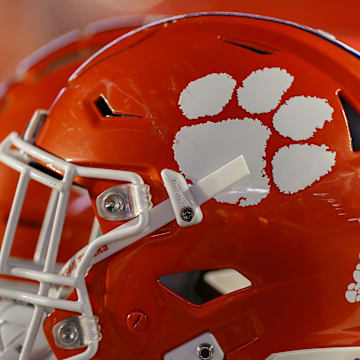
[0,12,360,360]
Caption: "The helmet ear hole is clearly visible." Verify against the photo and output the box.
[158,269,252,305]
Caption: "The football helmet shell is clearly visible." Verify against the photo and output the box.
[1,12,360,360]
[37,13,360,359]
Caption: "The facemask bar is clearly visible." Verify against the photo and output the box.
[0,131,150,360]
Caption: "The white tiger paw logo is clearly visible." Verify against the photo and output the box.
[173,67,336,206]
[346,258,360,303]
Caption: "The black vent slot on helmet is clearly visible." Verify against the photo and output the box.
[218,36,276,55]
[339,93,360,152]
[95,94,143,118]
[158,268,251,305]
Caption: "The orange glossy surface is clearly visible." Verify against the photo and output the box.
[0,20,143,262]
[340,36,360,51]
[41,14,360,359]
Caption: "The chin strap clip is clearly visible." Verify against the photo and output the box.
[161,169,203,227]
[161,155,250,227]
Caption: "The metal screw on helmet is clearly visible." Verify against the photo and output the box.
[180,206,195,222]
[127,310,149,332]
[197,344,214,360]
[53,315,101,350]
[58,322,79,346]
[103,193,124,215]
